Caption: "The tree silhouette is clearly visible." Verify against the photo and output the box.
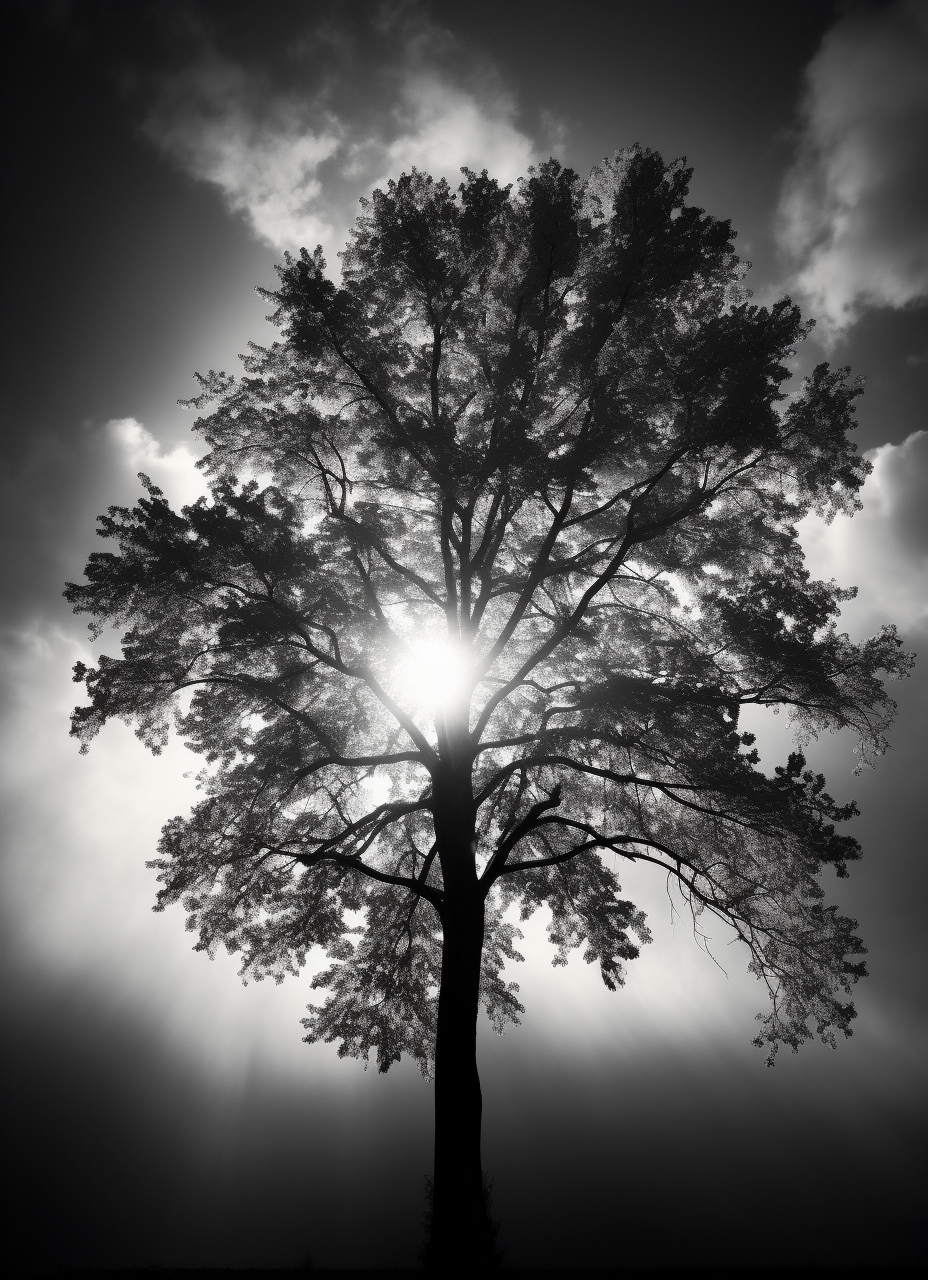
[66,148,910,1269]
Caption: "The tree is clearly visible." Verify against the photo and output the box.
[66,147,910,1270]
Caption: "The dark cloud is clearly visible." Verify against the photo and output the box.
[778,0,928,342]
[139,19,539,259]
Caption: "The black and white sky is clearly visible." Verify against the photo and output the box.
[2,0,926,1270]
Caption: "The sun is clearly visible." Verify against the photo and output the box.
[391,634,474,715]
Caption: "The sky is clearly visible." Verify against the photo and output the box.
[1,0,926,1270]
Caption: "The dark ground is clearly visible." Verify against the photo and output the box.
[26,1267,924,1278]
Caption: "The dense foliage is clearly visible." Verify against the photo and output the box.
[68,147,908,1087]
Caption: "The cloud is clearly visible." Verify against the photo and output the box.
[143,9,538,258]
[108,417,206,508]
[144,55,343,251]
[799,429,928,637]
[777,0,928,344]
[380,71,535,186]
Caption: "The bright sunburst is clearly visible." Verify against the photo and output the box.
[391,634,474,715]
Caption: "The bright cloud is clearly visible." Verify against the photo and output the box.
[143,56,342,251]
[108,417,206,509]
[799,430,928,637]
[382,72,536,186]
[778,0,928,343]
[143,15,538,258]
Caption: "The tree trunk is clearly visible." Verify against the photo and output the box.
[428,887,496,1270]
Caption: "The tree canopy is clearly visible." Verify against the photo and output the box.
[67,147,909,1083]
